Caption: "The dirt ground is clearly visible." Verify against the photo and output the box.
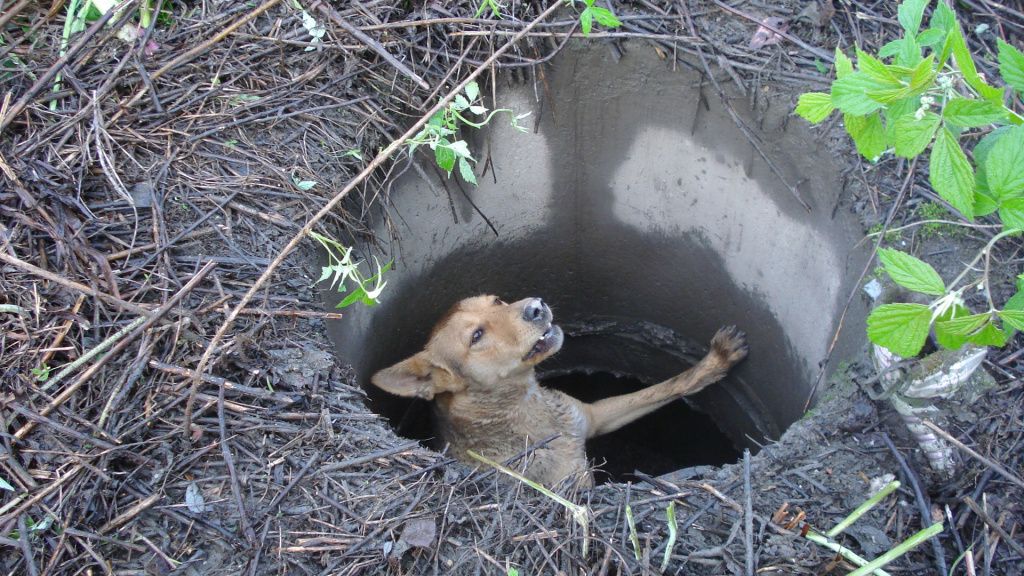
[2,1,1023,575]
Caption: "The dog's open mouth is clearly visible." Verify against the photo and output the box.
[524,325,564,361]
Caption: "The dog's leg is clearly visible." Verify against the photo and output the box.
[582,327,747,438]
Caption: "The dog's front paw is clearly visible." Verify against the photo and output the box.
[710,326,748,367]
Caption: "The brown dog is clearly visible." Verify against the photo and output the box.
[372,295,748,486]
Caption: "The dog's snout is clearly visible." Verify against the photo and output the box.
[522,298,549,323]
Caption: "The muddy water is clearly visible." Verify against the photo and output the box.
[323,42,868,464]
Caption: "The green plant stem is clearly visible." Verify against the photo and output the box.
[862,219,999,241]
[804,530,892,576]
[948,228,1021,307]
[827,480,901,537]
[625,504,641,561]
[661,500,677,572]
[40,314,148,392]
[847,523,944,576]
[467,450,590,556]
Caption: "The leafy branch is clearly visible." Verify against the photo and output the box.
[407,81,528,185]
[309,231,391,308]
[796,0,1024,357]
[567,0,622,36]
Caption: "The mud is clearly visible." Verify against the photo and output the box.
[324,41,871,475]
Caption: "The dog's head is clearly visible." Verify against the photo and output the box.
[371,295,564,399]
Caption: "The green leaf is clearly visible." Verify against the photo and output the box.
[0,476,13,492]
[908,54,936,90]
[929,127,975,219]
[590,6,621,28]
[998,39,1024,94]
[933,304,971,350]
[848,112,887,161]
[929,2,955,33]
[835,47,854,78]
[458,157,477,185]
[867,303,932,357]
[295,180,317,191]
[998,309,1024,332]
[944,98,1008,128]
[435,140,456,173]
[896,32,922,67]
[878,248,946,295]
[447,140,473,160]
[985,125,1024,200]
[892,112,940,158]
[832,72,888,115]
[857,49,902,83]
[998,198,1024,230]
[1007,289,1024,308]
[879,40,904,59]
[948,26,1005,104]
[465,81,480,102]
[579,8,593,36]
[974,190,999,216]
[337,286,366,308]
[452,94,470,111]
[916,27,948,48]
[795,92,834,124]
[969,322,1010,347]
[934,312,990,336]
[898,0,929,36]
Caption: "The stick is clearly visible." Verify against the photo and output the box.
[0,251,152,316]
[963,497,1024,558]
[313,1,429,90]
[14,262,215,440]
[184,0,566,438]
[922,420,1024,490]
[743,449,754,576]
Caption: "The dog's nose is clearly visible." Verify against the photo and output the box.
[522,298,548,323]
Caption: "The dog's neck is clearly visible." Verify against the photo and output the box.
[434,370,539,426]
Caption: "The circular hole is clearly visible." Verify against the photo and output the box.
[323,43,868,480]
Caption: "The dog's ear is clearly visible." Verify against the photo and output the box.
[371,352,465,400]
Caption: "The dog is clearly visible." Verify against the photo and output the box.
[372,295,748,486]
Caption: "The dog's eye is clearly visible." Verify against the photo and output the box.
[471,328,484,345]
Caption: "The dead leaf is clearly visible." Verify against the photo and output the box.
[398,517,436,549]
[749,17,788,50]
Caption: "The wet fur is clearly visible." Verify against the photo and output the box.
[372,295,748,487]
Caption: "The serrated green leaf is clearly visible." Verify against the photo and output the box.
[447,140,473,160]
[465,81,480,102]
[458,157,477,185]
[835,47,854,78]
[452,94,470,111]
[1008,289,1024,308]
[896,34,923,67]
[857,48,902,83]
[944,98,1008,128]
[930,2,955,33]
[909,54,936,90]
[867,303,932,357]
[580,8,593,36]
[998,309,1024,331]
[878,248,946,295]
[898,0,929,36]
[893,112,940,158]
[998,198,1024,229]
[795,92,834,124]
[935,312,990,336]
[948,26,1005,104]
[848,112,887,161]
[916,27,948,47]
[933,304,972,350]
[969,321,1009,347]
[985,125,1024,200]
[929,127,975,219]
[998,39,1024,94]
[879,39,903,59]
[337,286,366,308]
[590,6,621,28]
[974,190,999,216]
[435,140,456,173]
[832,72,889,115]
